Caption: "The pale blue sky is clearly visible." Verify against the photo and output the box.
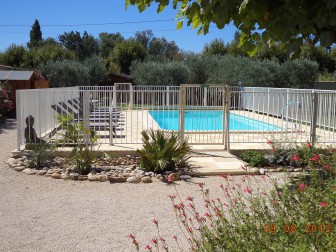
[0,0,237,52]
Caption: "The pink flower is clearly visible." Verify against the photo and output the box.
[320,202,327,207]
[298,183,306,192]
[324,164,331,171]
[172,235,177,240]
[145,244,151,250]
[272,148,277,153]
[244,187,252,194]
[306,141,312,148]
[127,234,135,239]
[151,238,157,244]
[204,212,211,218]
[187,227,193,233]
[292,153,300,162]
[167,174,174,182]
[186,196,193,201]
[152,219,158,226]
[198,182,204,188]
[267,140,273,145]
[311,154,320,162]
[220,173,228,179]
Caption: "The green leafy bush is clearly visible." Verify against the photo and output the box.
[130,60,190,86]
[54,114,98,174]
[241,150,268,167]
[39,59,90,87]
[26,143,50,168]
[137,129,191,173]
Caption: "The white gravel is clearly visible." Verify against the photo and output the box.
[0,119,269,252]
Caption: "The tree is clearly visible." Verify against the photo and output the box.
[135,30,154,49]
[98,32,124,58]
[110,39,147,74]
[28,19,42,48]
[0,44,27,68]
[126,0,336,56]
[148,37,179,59]
[82,56,107,85]
[203,39,227,56]
[59,31,99,60]
[24,43,75,69]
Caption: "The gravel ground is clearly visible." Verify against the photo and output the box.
[0,119,271,252]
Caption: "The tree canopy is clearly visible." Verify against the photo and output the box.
[28,19,42,48]
[126,0,336,56]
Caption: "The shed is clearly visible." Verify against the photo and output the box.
[0,70,49,91]
[99,73,134,86]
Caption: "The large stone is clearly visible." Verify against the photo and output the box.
[36,170,47,176]
[98,174,108,182]
[294,168,303,172]
[25,169,37,175]
[180,175,192,181]
[250,168,260,175]
[13,166,26,172]
[61,173,71,180]
[141,176,152,183]
[70,173,79,180]
[78,175,88,181]
[88,172,99,181]
[51,172,62,179]
[275,167,284,172]
[109,176,127,183]
[7,158,18,168]
[259,168,266,175]
[126,176,141,183]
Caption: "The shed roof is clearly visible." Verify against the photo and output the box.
[0,70,34,81]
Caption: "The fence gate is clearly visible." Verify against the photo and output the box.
[179,84,230,148]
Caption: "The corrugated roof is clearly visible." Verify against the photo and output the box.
[0,70,34,81]
[0,70,11,80]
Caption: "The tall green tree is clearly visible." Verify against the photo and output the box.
[110,39,147,74]
[28,19,42,48]
[126,0,336,56]
[98,32,124,58]
[203,39,227,56]
[134,30,154,49]
[148,37,179,59]
[59,31,98,60]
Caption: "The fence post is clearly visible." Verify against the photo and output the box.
[204,87,208,106]
[179,85,185,141]
[310,91,318,146]
[16,91,21,150]
[83,90,90,147]
[224,85,231,152]
[129,84,133,109]
[166,86,170,107]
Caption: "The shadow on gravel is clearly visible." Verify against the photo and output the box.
[0,118,17,134]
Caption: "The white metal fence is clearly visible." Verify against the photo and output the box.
[16,85,336,150]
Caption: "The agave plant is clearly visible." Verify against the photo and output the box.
[137,129,191,173]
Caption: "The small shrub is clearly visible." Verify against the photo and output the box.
[137,129,191,173]
[54,114,98,175]
[26,143,50,168]
[241,150,268,167]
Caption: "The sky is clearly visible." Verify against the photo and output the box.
[0,0,237,53]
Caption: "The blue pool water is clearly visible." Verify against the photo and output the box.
[149,110,281,131]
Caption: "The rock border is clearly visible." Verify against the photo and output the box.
[6,155,192,184]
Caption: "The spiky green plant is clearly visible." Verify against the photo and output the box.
[137,129,191,173]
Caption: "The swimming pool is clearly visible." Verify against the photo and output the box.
[149,110,281,131]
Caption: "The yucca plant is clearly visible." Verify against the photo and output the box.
[137,129,191,173]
